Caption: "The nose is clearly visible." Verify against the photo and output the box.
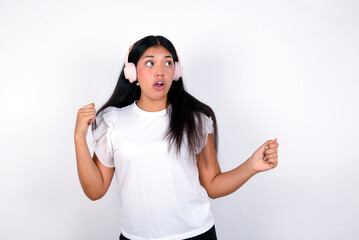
[155,64,165,77]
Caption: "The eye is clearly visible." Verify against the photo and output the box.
[165,61,172,67]
[145,61,154,67]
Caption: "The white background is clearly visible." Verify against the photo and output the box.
[1,0,358,239]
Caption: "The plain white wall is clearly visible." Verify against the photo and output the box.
[1,0,358,239]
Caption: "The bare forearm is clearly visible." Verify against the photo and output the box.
[208,159,256,199]
[74,137,106,200]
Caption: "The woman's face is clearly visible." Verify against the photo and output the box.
[136,45,175,105]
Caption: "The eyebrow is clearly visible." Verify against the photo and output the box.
[143,55,173,59]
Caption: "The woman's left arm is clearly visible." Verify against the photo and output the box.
[196,134,279,199]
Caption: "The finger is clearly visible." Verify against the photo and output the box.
[78,114,96,125]
[79,108,97,114]
[267,142,279,149]
[87,119,95,125]
[265,154,278,162]
[78,107,96,115]
[80,112,96,118]
[86,115,96,123]
[80,108,96,114]
[82,103,95,109]
[266,152,278,158]
[264,139,277,150]
[267,158,278,168]
[265,148,277,155]
[264,152,278,161]
[262,139,274,149]
[266,156,278,165]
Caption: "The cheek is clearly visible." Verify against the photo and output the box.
[165,67,175,77]
[137,67,151,78]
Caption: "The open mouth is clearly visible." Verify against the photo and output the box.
[153,81,165,90]
[154,81,164,87]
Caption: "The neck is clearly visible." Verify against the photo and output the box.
[136,98,169,112]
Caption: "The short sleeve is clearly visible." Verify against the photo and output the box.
[91,106,118,168]
[194,114,214,155]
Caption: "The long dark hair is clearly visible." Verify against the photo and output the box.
[92,35,218,158]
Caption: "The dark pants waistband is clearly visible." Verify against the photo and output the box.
[119,225,217,240]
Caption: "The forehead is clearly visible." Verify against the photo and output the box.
[141,46,172,58]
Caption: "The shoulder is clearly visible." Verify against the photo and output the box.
[99,104,132,118]
[96,105,133,127]
[196,112,213,127]
[97,106,118,123]
[202,114,214,133]
[100,106,119,115]
[190,112,214,137]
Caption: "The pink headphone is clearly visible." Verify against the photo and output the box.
[124,44,183,83]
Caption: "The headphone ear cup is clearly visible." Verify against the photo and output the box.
[124,62,137,83]
[174,62,183,81]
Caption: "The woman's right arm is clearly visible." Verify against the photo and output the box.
[74,103,115,201]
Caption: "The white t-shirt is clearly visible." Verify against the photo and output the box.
[92,101,215,240]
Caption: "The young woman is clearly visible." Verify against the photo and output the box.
[74,35,279,240]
